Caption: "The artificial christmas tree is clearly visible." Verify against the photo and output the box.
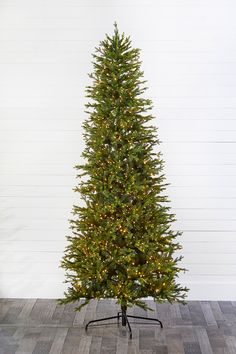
[59,23,188,338]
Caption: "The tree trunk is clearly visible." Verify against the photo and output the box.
[121,304,127,326]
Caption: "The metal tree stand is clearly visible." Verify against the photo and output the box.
[85,304,163,339]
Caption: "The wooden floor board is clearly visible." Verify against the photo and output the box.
[0,299,236,353]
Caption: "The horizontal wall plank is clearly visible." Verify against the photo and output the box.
[2,118,236,130]
[1,207,236,221]
[1,108,236,120]
[0,262,235,276]
[1,130,236,143]
[0,251,235,265]
[1,196,236,209]
[0,272,235,284]
[2,185,236,199]
[1,219,236,232]
[2,159,236,175]
[1,228,236,242]
[0,240,235,254]
[1,141,236,154]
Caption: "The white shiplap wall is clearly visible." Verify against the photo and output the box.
[0,0,236,299]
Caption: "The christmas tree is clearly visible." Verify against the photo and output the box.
[59,23,188,316]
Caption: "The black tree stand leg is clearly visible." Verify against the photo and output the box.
[85,305,163,339]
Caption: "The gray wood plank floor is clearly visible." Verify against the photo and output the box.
[0,299,236,354]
